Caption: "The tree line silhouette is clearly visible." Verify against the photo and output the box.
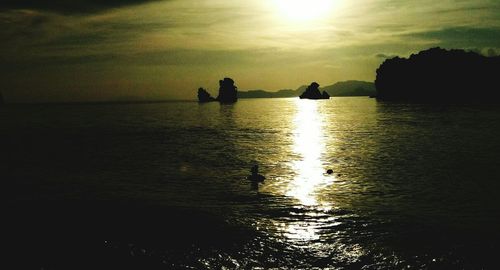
[375,47,500,102]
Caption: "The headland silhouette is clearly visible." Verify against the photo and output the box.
[375,47,500,102]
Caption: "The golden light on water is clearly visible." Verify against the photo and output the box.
[287,100,334,206]
[284,222,321,242]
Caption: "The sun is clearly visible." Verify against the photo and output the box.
[274,0,336,22]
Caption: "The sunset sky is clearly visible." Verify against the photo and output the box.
[1,0,499,102]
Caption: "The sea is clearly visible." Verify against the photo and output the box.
[2,97,500,269]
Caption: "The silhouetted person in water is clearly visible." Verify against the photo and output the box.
[247,165,265,182]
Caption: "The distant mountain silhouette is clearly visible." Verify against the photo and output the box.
[375,47,500,102]
[299,82,330,99]
[238,89,296,98]
[197,78,238,103]
[321,81,376,97]
[237,80,375,98]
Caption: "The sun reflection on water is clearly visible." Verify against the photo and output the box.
[287,100,334,206]
[280,100,336,243]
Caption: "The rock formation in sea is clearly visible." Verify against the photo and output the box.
[197,87,216,103]
[375,47,500,102]
[197,78,238,103]
[217,78,238,103]
[299,82,330,99]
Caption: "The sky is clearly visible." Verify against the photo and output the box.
[1,0,500,102]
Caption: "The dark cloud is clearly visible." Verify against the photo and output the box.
[405,27,500,48]
[42,32,111,47]
[133,49,269,66]
[0,10,57,46]
[0,0,164,14]
[0,53,119,72]
[0,48,284,72]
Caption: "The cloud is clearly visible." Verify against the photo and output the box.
[1,47,315,71]
[0,0,164,14]
[375,53,398,59]
[403,27,500,48]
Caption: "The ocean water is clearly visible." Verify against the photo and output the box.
[2,97,500,269]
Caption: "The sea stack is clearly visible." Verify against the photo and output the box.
[217,78,238,103]
[299,82,330,99]
[197,78,238,103]
[197,87,216,103]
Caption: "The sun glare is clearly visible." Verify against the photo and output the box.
[287,100,333,206]
[274,0,336,22]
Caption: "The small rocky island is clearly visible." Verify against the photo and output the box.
[197,78,238,103]
[375,47,500,102]
[197,88,216,102]
[299,82,330,99]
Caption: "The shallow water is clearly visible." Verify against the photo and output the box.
[2,98,500,269]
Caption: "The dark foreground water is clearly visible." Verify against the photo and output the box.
[2,98,500,269]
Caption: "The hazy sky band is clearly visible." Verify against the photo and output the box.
[0,0,165,14]
[1,0,499,102]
